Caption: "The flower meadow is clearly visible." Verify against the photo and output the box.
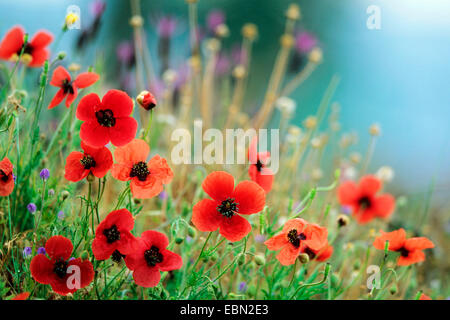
[0,1,448,302]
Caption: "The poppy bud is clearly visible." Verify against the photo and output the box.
[61,190,70,200]
[254,254,265,266]
[298,253,309,264]
[390,284,398,295]
[136,91,157,111]
[81,250,89,260]
[337,214,350,227]
[57,52,66,60]
[86,172,95,183]
[188,226,197,238]
[175,237,184,244]
[133,198,141,205]
[210,252,219,262]
[237,254,246,266]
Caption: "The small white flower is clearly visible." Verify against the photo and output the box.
[275,96,296,117]
[376,166,394,183]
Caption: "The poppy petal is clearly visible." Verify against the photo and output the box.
[338,181,359,205]
[248,165,274,193]
[141,230,169,249]
[47,89,67,109]
[191,199,221,232]
[359,175,382,196]
[218,214,251,242]
[132,265,161,288]
[28,48,49,67]
[80,121,110,147]
[158,250,183,272]
[50,66,71,87]
[373,228,406,251]
[101,89,133,117]
[30,254,54,284]
[12,292,30,300]
[147,155,174,184]
[90,147,113,178]
[114,139,149,164]
[73,72,99,88]
[0,26,24,59]
[233,180,265,214]
[398,250,425,266]
[373,194,395,218]
[404,237,434,251]
[65,86,78,108]
[202,171,235,201]
[111,163,133,181]
[30,30,53,48]
[282,218,307,233]
[67,258,95,288]
[76,93,100,121]
[264,233,287,251]
[276,245,300,266]
[45,235,73,261]
[130,179,164,199]
[109,117,138,147]
[64,151,88,182]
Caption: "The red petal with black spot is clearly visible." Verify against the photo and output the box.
[30,236,94,296]
[92,209,137,261]
[191,171,266,242]
[64,141,113,182]
[0,157,14,197]
[76,90,138,147]
[124,230,182,288]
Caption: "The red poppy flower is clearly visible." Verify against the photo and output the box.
[76,89,138,147]
[92,209,137,261]
[0,157,14,197]
[247,136,274,193]
[419,293,432,300]
[111,139,173,199]
[64,141,113,182]
[0,26,52,67]
[48,66,99,109]
[192,171,266,242]
[30,236,94,295]
[12,292,30,300]
[136,90,157,111]
[338,175,395,224]
[124,230,182,288]
[264,218,328,266]
[373,228,434,266]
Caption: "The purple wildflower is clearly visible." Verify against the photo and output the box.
[238,281,247,292]
[37,247,46,255]
[90,0,106,18]
[57,210,65,220]
[207,10,225,32]
[39,168,50,180]
[158,190,168,200]
[116,41,134,65]
[48,189,55,197]
[23,247,32,258]
[27,203,37,214]
[341,205,352,215]
[254,234,266,243]
[215,54,230,76]
[295,31,317,54]
[157,16,177,38]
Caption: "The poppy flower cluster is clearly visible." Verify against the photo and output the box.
[92,209,182,288]
[373,228,434,266]
[247,136,274,193]
[0,26,52,67]
[30,236,94,295]
[0,157,14,197]
[338,175,395,224]
[48,66,99,109]
[264,218,330,266]
[192,171,266,242]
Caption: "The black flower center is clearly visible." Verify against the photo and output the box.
[303,247,316,259]
[95,109,116,127]
[53,259,68,279]
[111,250,126,263]
[358,196,372,209]
[217,198,238,218]
[80,155,96,170]
[130,161,150,181]
[0,170,9,182]
[255,159,264,172]
[287,229,306,248]
[17,42,33,56]
[144,246,163,267]
[103,224,121,243]
[398,247,409,257]
[62,79,74,94]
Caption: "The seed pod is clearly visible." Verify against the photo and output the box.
[175,237,184,244]
[188,226,197,238]
[298,253,309,264]
[61,190,70,200]
[254,254,265,266]
[237,254,246,266]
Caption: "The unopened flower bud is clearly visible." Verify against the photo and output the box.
[136,91,157,111]
[390,284,398,295]
[61,190,70,200]
[237,254,246,266]
[308,47,323,64]
[286,4,301,20]
[254,254,266,266]
[175,237,184,244]
[298,253,309,264]
[81,250,89,260]
[188,226,197,238]
[86,172,95,183]
[369,123,381,136]
[337,214,350,227]
[242,23,258,41]
[129,15,144,28]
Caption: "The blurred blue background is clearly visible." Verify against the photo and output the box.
[1,0,449,199]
